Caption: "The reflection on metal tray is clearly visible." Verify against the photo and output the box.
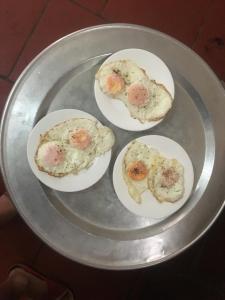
[1,24,225,270]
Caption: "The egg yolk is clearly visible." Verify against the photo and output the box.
[70,129,92,150]
[127,83,149,107]
[127,161,148,181]
[44,144,64,166]
[161,167,179,188]
[106,73,125,95]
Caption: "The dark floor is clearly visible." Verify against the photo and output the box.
[0,0,225,299]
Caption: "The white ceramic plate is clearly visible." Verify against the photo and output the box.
[113,135,194,219]
[27,109,112,192]
[94,48,175,131]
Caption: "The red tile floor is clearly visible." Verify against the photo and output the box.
[0,0,225,299]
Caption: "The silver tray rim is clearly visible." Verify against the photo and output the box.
[1,23,225,270]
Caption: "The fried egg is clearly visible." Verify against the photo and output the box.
[122,140,185,204]
[96,59,173,123]
[121,79,173,123]
[122,140,159,203]
[35,118,115,177]
[148,157,184,203]
[96,60,147,98]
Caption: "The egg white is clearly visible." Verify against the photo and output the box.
[121,79,173,123]
[35,118,115,177]
[149,157,184,203]
[122,140,159,203]
[36,141,82,176]
[96,60,147,97]
[96,59,173,123]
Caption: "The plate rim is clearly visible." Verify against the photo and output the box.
[94,47,175,131]
[113,135,194,219]
[26,108,112,192]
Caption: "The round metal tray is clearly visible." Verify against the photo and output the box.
[1,24,225,270]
